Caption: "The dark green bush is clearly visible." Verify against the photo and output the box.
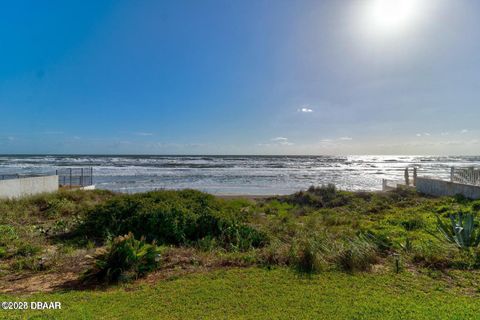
[79,190,267,251]
[84,232,161,283]
[283,184,351,208]
[471,201,480,212]
[454,194,469,204]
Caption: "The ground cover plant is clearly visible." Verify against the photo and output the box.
[1,187,480,318]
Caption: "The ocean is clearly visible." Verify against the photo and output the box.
[0,155,479,195]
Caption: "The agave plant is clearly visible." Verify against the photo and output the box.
[436,213,480,250]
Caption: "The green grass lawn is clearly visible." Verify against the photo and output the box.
[1,267,479,320]
[2,188,480,319]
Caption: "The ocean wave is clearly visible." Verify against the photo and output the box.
[0,155,479,194]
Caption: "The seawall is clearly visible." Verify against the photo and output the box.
[0,176,59,199]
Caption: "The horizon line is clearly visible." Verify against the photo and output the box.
[0,153,478,157]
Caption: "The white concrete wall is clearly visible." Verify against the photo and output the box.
[416,177,480,199]
[0,176,59,199]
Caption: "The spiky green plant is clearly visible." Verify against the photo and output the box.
[436,213,480,250]
[84,232,162,283]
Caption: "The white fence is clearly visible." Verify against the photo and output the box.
[381,166,480,199]
[417,177,480,199]
[451,167,480,186]
[0,175,59,199]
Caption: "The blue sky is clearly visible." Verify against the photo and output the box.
[0,0,479,155]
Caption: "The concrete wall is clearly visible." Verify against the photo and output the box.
[416,177,480,199]
[0,175,59,199]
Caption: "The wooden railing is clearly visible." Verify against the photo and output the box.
[451,167,480,186]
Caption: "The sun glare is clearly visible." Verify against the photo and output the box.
[360,0,426,38]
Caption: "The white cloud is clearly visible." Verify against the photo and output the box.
[297,104,314,113]
[135,132,154,136]
[339,137,353,141]
[461,129,468,134]
[0,136,15,143]
[259,137,294,146]
[299,108,313,113]
[149,142,205,149]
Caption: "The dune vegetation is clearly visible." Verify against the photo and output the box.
[1,186,480,318]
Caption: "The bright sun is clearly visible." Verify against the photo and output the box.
[361,0,426,38]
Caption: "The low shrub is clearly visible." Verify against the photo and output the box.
[84,233,161,283]
[472,201,480,212]
[283,185,351,208]
[386,188,418,203]
[79,190,267,251]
